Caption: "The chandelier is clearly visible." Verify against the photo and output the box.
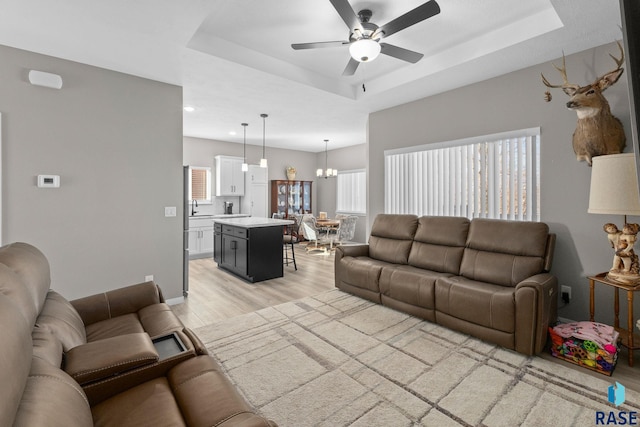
[316,139,337,178]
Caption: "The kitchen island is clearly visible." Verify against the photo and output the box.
[213,217,293,283]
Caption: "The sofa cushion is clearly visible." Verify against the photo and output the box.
[32,326,63,368]
[435,276,515,333]
[336,256,388,294]
[35,290,87,351]
[0,295,33,427]
[85,313,145,342]
[408,216,470,274]
[369,214,418,264]
[91,356,271,427]
[0,242,51,328]
[84,304,184,342]
[460,219,549,287]
[168,356,271,427]
[14,358,93,427]
[91,378,184,427]
[379,265,451,311]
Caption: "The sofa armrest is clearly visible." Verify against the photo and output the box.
[335,244,370,261]
[514,273,558,355]
[71,281,162,326]
[65,333,158,385]
[182,327,209,356]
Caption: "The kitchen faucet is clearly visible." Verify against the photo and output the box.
[191,199,198,216]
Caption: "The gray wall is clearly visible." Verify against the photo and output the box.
[184,136,319,214]
[369,41,636,324]
[0,45,184,300]
[316,143,367,242]
[184,137,368,242]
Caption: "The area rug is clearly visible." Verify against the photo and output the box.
[193,289,640,426]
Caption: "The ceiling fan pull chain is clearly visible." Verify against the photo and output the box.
[362,63,367,92]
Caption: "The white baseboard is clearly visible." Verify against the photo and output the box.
[165,296,185,305]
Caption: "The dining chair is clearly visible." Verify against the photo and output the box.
[301,217,329,253]
[329,215,358,248]
[298,213,316,241]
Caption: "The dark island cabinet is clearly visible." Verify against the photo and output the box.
[214,222,284,282]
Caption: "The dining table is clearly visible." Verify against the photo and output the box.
[315,218,340,229]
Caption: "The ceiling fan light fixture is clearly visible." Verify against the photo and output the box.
[349,39,381,62]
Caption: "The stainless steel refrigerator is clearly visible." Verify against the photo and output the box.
[183,166,189,296]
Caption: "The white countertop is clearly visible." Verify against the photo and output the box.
[213,217,293,228]
[188,214,250,220]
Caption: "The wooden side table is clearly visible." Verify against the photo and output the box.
[589,272,640,366]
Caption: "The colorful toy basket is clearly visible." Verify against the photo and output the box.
[548,321,619,376]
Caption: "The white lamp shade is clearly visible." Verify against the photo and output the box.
[588,153,640,215]
[260,158,268,168]
[316,168,323,177]
[349,39,381,62]
[241,162,248,172]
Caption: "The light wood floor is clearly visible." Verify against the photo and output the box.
[172,244,336,329]
[172,243,640,392]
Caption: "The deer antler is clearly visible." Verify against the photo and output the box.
[541,52,580,92]
[607,40,625,73]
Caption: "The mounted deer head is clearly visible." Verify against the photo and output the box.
[541,41,626,166]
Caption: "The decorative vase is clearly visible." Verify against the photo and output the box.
[287,171,296,180]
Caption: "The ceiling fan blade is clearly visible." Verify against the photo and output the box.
[342,57,360,76]
[329,0,363,31]
[376,0,440,39]
[292,41,349,50]
[380,43,424,63]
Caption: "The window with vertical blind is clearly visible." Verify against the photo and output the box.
[384,128,540,221]
[337,169,366,214]
[190,167,211,202]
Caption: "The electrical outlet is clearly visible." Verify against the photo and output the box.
[145,275,154,282]
[561,285,571,303]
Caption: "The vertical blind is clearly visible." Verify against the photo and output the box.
[384,129,540,221]
[337,169,366,214]
[191,168,209,201]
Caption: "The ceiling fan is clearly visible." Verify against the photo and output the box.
[291,0,441,76]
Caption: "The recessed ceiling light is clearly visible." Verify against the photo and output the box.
[183,106,195,112]
[229,131,237,136]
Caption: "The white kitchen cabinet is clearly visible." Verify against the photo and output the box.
[241,165,268,217]
[188,217,214,259]
[215,155,245,196]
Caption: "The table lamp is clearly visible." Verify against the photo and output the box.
[588,153,640,284]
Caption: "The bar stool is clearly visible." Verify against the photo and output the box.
[283,215,300,270]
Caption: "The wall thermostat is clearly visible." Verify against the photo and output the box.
[37,175,60,188]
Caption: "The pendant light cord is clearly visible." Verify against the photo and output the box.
[242,123,248,162]
[261,113,268,159]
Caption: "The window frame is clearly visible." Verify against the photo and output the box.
[189,166,212,204]
[336,168,367,215]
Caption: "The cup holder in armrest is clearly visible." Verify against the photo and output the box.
[152,332,188,360]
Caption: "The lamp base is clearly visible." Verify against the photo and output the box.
[603,222,640,285]
[606,269,640,285]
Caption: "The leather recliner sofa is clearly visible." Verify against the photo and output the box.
[0,242,276,427]
[335,214,557,355]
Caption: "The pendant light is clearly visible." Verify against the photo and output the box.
[260,113,268,168]
[241,123,249,172]
[317,139,337,178]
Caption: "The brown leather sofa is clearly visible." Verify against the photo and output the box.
[0,242,276,427]
[335,214,557,355]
